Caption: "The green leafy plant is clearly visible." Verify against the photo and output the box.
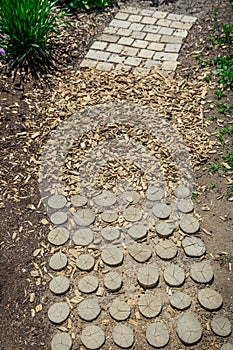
[226,185,233,199]
[225,152,233,169]
[208,182,216,189]
[214,56,233,90]
[215,103,233,114]
[215,89,224,99]
[210,162,227,173]
[67,0,111,10]
[222,23,233,45]
[0,0,69,79]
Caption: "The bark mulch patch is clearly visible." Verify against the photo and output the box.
[0,0,232,349]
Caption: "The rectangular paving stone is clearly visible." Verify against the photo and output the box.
[80,59,97,68]
[90,41,108,50]
[165,43,182,53]
[115,63,131,72]
[141,9,156,16]
[132,39,148,49]
[129,23,145,31]
[182,15,197,23]
[85,49,110,61]
[124,56,142,66]
[160,35,183,43]
[114,12,129,20]
[106,43,124,53]
[121,46,139,56]
[167,13,183,21]
[145,33,161,41]
[158,27,174,35]
[109,19,131,29]
[144,59,161,68]
[99,34,119,43]
[138,49,154,59]
[118,36,134,46]
[116,28,132,37]
[169,21,192,30]
[143,25,161,34]
[153,52,178,61]
[108,54,125,64]
[152,11,168,19]
[147,42,165,51]
[131,31,147,39]
[96,62,114,71]
[128,14,143,22]
[157,19,172,26]
[161,60,177,71]
[173,29,188,37]
[121,7,141,15]
[103,26,118,35]
[132,67,151,76]
[141,16,157,25]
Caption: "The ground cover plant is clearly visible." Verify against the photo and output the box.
[0,0,70,79]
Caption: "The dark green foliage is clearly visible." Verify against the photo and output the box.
[214,56,233,90]
[0,0,69,79]
[67,0,111,10]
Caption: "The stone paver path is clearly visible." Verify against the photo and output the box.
[81,7,197,75]
[38,7,233,349]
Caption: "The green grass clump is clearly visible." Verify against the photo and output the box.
[0,0,69,79]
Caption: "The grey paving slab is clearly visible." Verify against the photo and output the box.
[211,316,232,337]
[48,302,70,324]
[198,288,223,311]
[49,252,68,271]
[109,300,131,321]
[48,227,69,246]
[170,291,192,310]
[81,325,105,350]
[49,276,70,295]
[78,298,101,321]
[146,322,170,348]
[101,247,124,266]
[112,324,134,348]
[138,294,162,318]
[137,264,159,289]
[177,313,202,345]
[51,332,72,350]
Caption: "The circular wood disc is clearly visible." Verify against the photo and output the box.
[78,298,101,321]
[155,222,175,238]
[177,199,194,213]
[48,195,67,209]
[49,252,68,271]
[81,325,105,350]
[70,194,87,207]
[138,294,162,318]
[73,228,94,246]
[211,316,232,337]
[190,261,214,283]
[128,224,148,240]
[182,236,206,257]
[152,203,171,219]
[109,300,131,321]
[50,212,68,225]
[48,227,69,246]
[198,288,223,310]
[48,302,70,324]
[177,312,202,345]
[137,264,159,289]
[101,210,118,223]
[76,254,95,271]
[221,344,233,350]
[78,275,99,294]
[51,332,72,350]
[170,291,192,310]
[101,247,124,267]
[123,206,142,222]
[112,324,134,349]
[74,208,95,226]
[164,264,185,287]
[146,322,170,348]
[49,276,70,295]
[101,227,120,242]
[127,243,152,263]
[155,240,177,260]
[93,190,117,207]
[174,185,191,199]
[122,191,141,204]
[179,215,200,234]
[146,186,165,201]
[104,271,122,292]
